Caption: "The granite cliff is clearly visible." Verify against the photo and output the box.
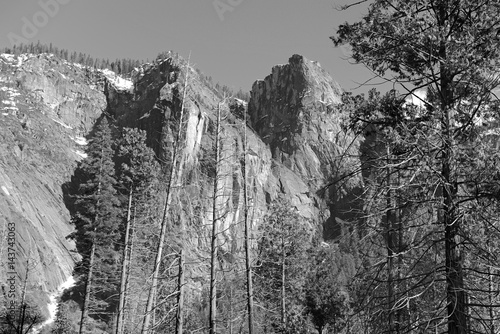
[0,52,361,322]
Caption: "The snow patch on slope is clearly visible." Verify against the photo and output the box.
[100,68,133,91]
[1,186,10,196]
[71,136,88,146]
[32,276,76,333]
[51,118,73,129]
[1,54,15,62]
[73,150,87,160]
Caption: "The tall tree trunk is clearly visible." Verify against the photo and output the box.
[79,239,96,334]
[386,145,395,334]
[438,5,466,332]
[281,226,286,330]
[209,100,222,334]
[141,55,190,334]
[116,187,133,334]
[80,151,104,334]
[123,206,136,331]
[18,251,30,334]
[487,232,494,334]
[175,249,185,334]
[242,105,254,334]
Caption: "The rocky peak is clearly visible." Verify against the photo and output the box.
[248,54,362,238]
[248,54,356,188]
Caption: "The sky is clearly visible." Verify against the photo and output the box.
[0,0,383,94]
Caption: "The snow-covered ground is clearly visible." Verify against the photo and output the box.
[31,276,76,333]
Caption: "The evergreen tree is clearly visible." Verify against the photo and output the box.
[115,127,160,334]
[334,1,500,333]
[68,117,122,333]
[305,245,354,334]
[254,199,314,333]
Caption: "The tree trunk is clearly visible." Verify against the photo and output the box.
[438,5,466,331]
[209,100,222,334]
[175,249,185,334]
[19,254,30,334]
[441,67,466,334]
[79,239,96,334]
[281,227,286,330]
[487,233,494,334]
[123,206,136,331]
[80,151,104,334]
[141,55,190,334]
[386,145,395,334]
[242,106,254,334]
[116,186,133,334]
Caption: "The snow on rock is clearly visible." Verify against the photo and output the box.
[71,136,88,146]
[0,53,31,67]
[1,53,15,62]
[2,100,16,106]
[73,150,88,160]
[32,276,76,334]
[51,118,73,129]
[234,98,248,106]
[100,68,134,91]
[1,87,21,98]
[17,55,25,67]
[1,186,10,196]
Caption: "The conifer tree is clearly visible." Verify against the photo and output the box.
[68,117,121,334]
[254,199,313,333]
[305,245,354,334]
[115,128,160,334]
[334,1,500,332]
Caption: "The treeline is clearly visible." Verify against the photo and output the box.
[1,42,143,75]
[1,42,251,101]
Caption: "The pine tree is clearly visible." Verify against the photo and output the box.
[305,245,354,334]
[334,1,500,332]
[68,117,121,333]
[115,128,160,334]
[254,199,314,333]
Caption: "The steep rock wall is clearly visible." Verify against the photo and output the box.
[248,54,362,238]
[0,53,106,313]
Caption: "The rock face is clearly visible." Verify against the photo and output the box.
[0,53,106,313]
[248,54,362,236]
[0,52,362,316]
